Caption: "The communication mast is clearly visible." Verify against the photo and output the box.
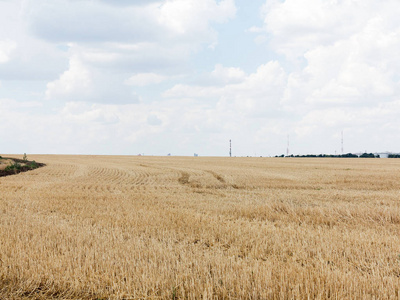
[229,139,232,157]
[341,131,344,154]
[287,135,290,156]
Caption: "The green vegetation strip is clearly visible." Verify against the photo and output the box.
[0,158,46,177]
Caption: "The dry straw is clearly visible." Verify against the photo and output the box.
[0,155,400,299]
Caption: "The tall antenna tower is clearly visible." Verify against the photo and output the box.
[287,135,290,156]
[229,139,232,157]
[341,131,344,154]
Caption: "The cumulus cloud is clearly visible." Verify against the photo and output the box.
[156,0,400,154]
[125,73,167,86]
[158,0,236,38]
[26,0,235,46]
[24,0,237,68]
[164,61,287,111]
[147,114,163,126]
[0,1,67,81]
[255,0,400,124]
[261,0,381,60]
[46,54,139,104]
[46,56,92,100]
[97,0,162,6]
[279,16,400,109]
[210,64,246,85]
[24,0,237,105]
[0,40,16,63]
[26,1,159,44]
[3,0,400,156]
[160,61,290,155]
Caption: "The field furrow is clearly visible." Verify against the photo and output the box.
[1,155,400,299]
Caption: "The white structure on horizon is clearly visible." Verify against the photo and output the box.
[371,152,400,158]
[352,152,400,158]
[377,152,389,158]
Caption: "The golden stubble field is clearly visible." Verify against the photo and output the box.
[0,155,400,299]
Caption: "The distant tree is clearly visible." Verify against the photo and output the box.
[341,153,358,158]
[360,153,376,158]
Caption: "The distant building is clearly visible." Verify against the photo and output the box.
[194,153,198,157]
[375,152,400,158]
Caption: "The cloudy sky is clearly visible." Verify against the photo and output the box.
[1,0,400,156]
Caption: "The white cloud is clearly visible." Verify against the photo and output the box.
[147,114,163,126]
[25,0,238,105]
[3,0,400,156]
[262,0,375,61]
[0,1,68,81]
[26,0,236,49]
[164,61,287,123]
[125,73,167,86]
[158,0,236,37]
[97,0,161,6]
[280,15,400,108]
[212,62,289,151]
[61,102,119,125]
[45,53,139,104]
[0,40,16,63]
[26,0,158,43]
[163,84,220,99]
[210,64,246,85]
[46,56,92,100]
[0,98,42,110]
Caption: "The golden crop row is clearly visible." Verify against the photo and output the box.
[1,155,400,299]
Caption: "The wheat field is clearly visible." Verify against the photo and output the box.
[0,155,400,299]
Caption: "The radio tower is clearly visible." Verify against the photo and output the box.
[287,135,290,156]
[229,139,232,157]
[341,131,344,154]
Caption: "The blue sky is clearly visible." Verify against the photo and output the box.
[1,0,400,156]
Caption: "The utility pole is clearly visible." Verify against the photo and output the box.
[229,139,232,157]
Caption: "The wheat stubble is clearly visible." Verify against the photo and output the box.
[1,155,400,299]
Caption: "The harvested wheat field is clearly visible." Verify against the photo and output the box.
[1,155,400,299]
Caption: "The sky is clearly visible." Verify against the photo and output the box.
[1,0,400,157]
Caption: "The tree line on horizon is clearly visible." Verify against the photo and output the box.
[276,153,380,158]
